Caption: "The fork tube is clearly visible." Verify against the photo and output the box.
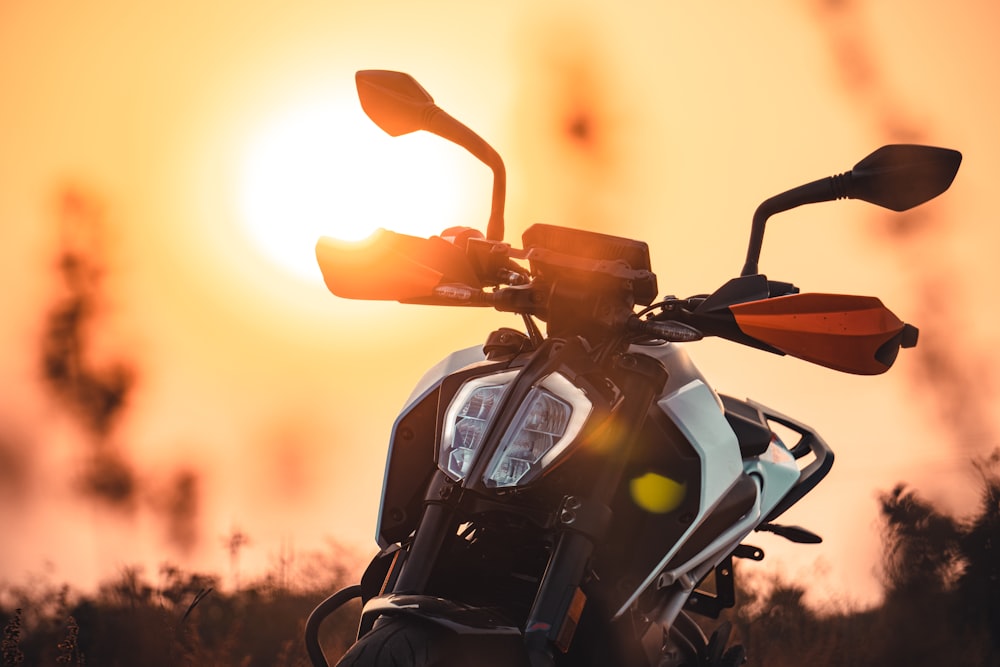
[391,471,455,593]
[523,530,595,666]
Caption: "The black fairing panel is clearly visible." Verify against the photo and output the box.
[719,394,772,457]
[378,387,440,546]
[592,408,703,614]
[377,358,515,547]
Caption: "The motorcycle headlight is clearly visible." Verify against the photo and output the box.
[439,370,518,481]
[483,372,592,488]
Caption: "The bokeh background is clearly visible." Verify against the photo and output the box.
[2,0,998,609]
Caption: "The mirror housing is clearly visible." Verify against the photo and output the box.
[847,144,962,211]
[355,70,436,137]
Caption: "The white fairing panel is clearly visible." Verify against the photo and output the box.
[634,343,743,507]
[746,440,800,517]
[659,380,744,506]
[613,345,751,617]
[400,344,488,411]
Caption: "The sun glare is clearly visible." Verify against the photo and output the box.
[238,96,473,282]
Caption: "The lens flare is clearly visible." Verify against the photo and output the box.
[629,472,687,514]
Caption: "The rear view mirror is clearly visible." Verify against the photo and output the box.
[729,293,918,375]
[741,144,962,276]
[354,70,507,242]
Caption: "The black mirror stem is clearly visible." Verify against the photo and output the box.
[740,175,847,276]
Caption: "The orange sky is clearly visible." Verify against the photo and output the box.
[2,1,999,608]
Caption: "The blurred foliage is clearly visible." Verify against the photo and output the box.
[728,450,1000,667]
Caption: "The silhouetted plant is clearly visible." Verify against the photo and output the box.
[953,451,1000,650]
[55,616,83,665]
[1,608,24,666]
[40,186,139,511]
[878,483,963,597]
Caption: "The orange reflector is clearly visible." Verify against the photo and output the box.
[555,587,587,653]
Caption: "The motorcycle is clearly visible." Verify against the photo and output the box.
[303,70,961,667]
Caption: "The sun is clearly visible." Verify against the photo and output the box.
[237,96,474,282]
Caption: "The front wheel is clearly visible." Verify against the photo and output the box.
[334,617,528,667]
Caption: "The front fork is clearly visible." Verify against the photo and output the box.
[522,351,667,665]
[379,351,668,664]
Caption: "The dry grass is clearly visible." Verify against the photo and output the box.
[0,556,361,667]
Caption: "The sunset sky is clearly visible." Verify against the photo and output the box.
[2,1,999,608]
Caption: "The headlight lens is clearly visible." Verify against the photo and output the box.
[439,370,593,487]
[439,371,517,480]
[483,372,592,488]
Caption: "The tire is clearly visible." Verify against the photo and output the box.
[334,616,528,667]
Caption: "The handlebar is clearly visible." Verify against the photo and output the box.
[318,224,918,374]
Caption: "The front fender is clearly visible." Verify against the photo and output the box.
[361,593,523,637]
